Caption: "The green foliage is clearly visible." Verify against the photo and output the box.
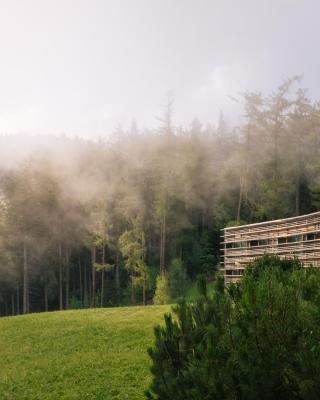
[184,280,216,302]
[153,274,171,305]
[226,219,247,227]
[186,231,217,277]
[118,225,147,278]
[168,258,189,300]
[147,255,320,399]
[254,178,294,220]
[119,223,149,303]
[94,262,114,272]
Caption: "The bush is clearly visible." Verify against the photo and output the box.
[146,255,320,399]
[153,274,171,305]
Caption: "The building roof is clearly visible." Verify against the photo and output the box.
[223,211,320,231]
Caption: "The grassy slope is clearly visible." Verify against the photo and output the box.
[0,305,170,400]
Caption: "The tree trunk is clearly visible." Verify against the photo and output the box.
[84,263,88,307]
[163,210,166,272]
[273,128,279,182]
[131,270,135,305]
[115,251,120,303]
[101,270,105,307]
[11,293,15,316]
[295,174,300,216]
[4,296,8,316]
[159,209,167,275]
[79,254,83,307]
[91,246,96,307]
[88,269,92,307]
[59,241,63,310]
[236,176,243,223]
[16,284,20,315]
[23,237,29,314]
[65,248,69,309]
[101,245,105,308]
[159,227,163,274]
[44,268,48,312]
[142,278,146,306]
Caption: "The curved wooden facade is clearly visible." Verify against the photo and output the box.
[222,211,320,283]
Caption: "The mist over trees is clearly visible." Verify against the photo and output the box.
[1,77,320,315]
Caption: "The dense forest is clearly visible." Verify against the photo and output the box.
[1,77,320,316]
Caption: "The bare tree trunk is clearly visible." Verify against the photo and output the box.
[84,263,88,307]
[273,128,279,182]
[295,175,300,216]
[44,268,48,312]
[159,227,163,275]
[159,210,167,275]
[91,246,96,307]
[16,284,20,315]
[4,297,8,316]
[89,268,92,307]
[142,278,146,306]
[131,271,135,305]
[115,251,120,303]
[58,241,63,310]
[27,286,29,313]
[163,210,166,272]
[65,248,69,309]
[79,254,83,307]
[11,293,14,316]
[101,245,105,308]
[236,176,243,223]
[23,237,29,314]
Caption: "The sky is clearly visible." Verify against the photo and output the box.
[0,0,319,138]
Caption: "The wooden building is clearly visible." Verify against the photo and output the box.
[222,211,320,283]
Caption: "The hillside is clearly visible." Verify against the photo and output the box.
[0,305,170,400]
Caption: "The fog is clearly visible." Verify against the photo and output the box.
[0,0,319,137]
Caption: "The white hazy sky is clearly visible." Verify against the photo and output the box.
[0,0,319,138]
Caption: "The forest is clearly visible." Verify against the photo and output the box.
[1,76,320,316]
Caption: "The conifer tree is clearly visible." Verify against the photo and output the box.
[147,255,320,400]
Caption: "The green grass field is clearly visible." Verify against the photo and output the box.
[0,305,170,400]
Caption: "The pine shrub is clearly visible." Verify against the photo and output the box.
[146,255,320,399]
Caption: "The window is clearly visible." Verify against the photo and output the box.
[233,270,243,276]
[287,235,301,243]
[307,233,316,241]
[225,270,243,276]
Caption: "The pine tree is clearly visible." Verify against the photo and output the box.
[147,256,320,399]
